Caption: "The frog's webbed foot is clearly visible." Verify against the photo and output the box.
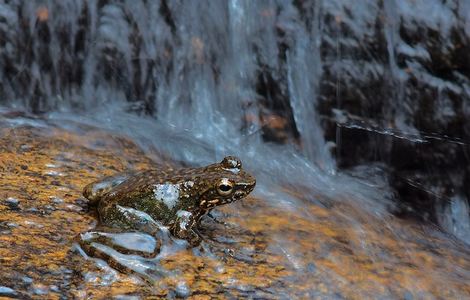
[170,210,202,247]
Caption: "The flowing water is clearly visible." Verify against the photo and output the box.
[1,0,390,210]
[0,0,469,298]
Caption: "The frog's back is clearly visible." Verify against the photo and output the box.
[98,170,168,203]
[83,172,134,205]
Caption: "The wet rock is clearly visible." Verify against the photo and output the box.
[49,196,64,204]
[32,283,49,295]
[0,124,469,298]
[306,262,316,273]
[22,276,33,284]
[4,197,20,210]
[315,0,470,231]
[175,281,191,298]
[0,286,17,297]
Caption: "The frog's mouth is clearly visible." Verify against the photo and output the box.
[233,190,247,201]
[207,191,247,206]
[230,182,255,202]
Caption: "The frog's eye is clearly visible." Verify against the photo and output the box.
[217,178,233,196]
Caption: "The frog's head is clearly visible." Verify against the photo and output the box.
[196,156,256,210]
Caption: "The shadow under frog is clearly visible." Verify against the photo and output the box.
[76,156,256,275]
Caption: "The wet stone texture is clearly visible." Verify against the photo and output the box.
[0,120,469,299]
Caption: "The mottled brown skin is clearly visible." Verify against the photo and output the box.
[82,156,256,245]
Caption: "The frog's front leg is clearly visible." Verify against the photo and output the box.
[170,210,202,246]
[100,203,163,235]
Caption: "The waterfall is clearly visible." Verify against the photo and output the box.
[0,0,335,169]
[2,0,468,243]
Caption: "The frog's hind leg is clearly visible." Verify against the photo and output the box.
[83,172,134,205]
[74,228,165,282]
[77,227,161,260]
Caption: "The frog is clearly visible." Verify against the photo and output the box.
[82,156,256,246]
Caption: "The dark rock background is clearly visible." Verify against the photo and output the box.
[317,1,470,228]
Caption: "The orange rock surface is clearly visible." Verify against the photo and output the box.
[0,121,469,299]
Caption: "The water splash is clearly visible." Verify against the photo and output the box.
[438,195,470,244]
[0,1,336,167]
[48,106,393,217]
